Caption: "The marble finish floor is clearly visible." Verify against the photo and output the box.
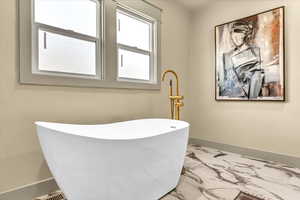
[162,144,300,200]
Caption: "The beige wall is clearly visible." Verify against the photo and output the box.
[0,0,191,192]
[4,0,300,194]
[188,0,300,157]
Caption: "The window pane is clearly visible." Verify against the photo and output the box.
[118,49,150,80]
[35,0,97,37]
[38,30,96,75]
[117,10,151,51]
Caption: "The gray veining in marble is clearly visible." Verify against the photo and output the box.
[162,144,300,200]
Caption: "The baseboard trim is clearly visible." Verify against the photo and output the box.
[0,178,58,200]
[189,138,300,168]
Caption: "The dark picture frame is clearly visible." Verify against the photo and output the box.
[215,7,285,101]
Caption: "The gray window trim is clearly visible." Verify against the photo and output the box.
[19,0,162,90]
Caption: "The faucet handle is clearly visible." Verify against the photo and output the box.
[175,102,184,107]
[169,96,184,100]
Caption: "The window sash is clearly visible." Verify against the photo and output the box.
[37,29,98,76]
[31,0,103,79]
[116,5,157,84]
[117,45,156,83]
[117,8,153,51]
[117,45,152,82]
[35,23,99,43]
[32,0,101,38]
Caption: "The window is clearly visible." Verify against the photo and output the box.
[38,30,96,76]
[117,8,156,82]
[19,0,161,89]
[33,0,101,78]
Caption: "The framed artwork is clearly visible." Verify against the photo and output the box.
[215,7,285,101]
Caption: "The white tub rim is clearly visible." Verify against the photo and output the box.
[35,118,189,141]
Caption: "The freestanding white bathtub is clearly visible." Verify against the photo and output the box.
[36,119,189,200]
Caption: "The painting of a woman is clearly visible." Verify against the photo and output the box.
[216,7,285,101]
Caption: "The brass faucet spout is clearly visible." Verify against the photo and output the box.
[162,69,184,120]
[162,70,179,96]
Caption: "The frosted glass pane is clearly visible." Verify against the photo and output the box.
[118,49,150,80]
[35,0,97,37]
[117,11,151,51]
[38,30,96,75]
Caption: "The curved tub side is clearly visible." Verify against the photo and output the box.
[35,119,189,140]
[37,123,189,200]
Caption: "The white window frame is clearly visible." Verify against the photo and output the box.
[31,0,103,79]
[116,5,158,84]
[19,0,162,90]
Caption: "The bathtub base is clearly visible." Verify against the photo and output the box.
[36,119,189,200]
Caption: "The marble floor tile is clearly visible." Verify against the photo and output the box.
[162,144,300,200]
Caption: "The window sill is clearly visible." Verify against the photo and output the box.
[20,73,161,90]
